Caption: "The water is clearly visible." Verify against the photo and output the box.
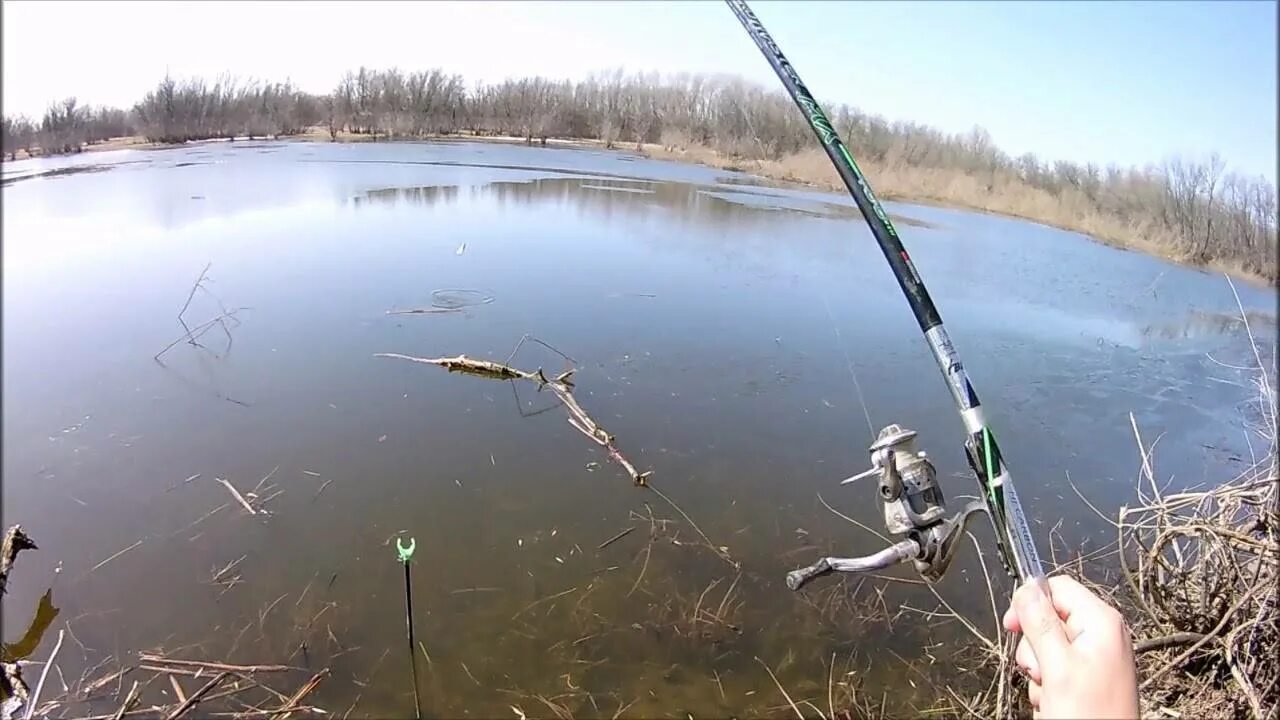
[3,140,1275,717]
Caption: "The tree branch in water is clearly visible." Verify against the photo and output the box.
[374,351,651,486]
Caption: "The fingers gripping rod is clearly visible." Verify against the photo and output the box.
[787,424,986,590]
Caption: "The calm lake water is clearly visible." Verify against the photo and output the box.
[3,140,1275,717]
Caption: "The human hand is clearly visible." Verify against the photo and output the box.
[1001,575,1139,719]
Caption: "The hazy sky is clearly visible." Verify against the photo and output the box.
[3,1,1276,180]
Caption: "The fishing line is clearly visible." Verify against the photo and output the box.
[821,291,875,439]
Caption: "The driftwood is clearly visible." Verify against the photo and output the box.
[0,526,37,596]
[1,527,38,720]
[375,349,652,486]
[1,661,27,720]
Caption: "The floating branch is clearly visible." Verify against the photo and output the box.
[375,347,651,486]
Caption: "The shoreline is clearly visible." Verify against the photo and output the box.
[6,130,1272,287]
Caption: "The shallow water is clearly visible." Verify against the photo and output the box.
[3,140,1275,717]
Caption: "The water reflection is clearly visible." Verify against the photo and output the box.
[352,176,932,229]
[1141,309,1278,342]
[1,589,58,662]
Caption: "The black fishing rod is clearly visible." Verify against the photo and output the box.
[725,0,1045,587]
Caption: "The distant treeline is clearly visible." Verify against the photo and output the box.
[2,68,1275,282]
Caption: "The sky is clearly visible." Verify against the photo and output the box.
[3,1,1276,181]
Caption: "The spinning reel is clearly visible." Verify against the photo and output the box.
[786,424,986,590]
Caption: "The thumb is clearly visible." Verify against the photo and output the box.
[1012,580,1070,670]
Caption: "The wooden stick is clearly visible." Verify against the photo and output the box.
[374,353,542,382]
[110,680,141,720]
[512,586,578,620]
[596,527,635,550]
[269,670,328,720]
[24,629,63,720]
[259,593,289,632]
[168,675,187,704]
[755,656,804,720]
[385,307,459,315]
[154,309,246,362]
[216,478,257,515]
[87,540,145,575]
[139,665,206,677]
[163,671,228,720]
[82,667,132,698]
[212,555,247,585]
[172,503,229,537]
[310,479,333,503]
[252,466,280,495]
[138,655,305,674]
[177,263,212,323]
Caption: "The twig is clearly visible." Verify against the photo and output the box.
[310,480,333,502]
[168,675,187,704]
[110,681,141,720]
[217,478,257,515]
[512,587,578,620]
[755,656,804,720]
[163,671,228,720]
[1134,632,1210,654]
[212,555,247,585]
[154,309,247,362]
[269,669,328,720]
[627,542,651,598]
[259,593,289,632]
[252,466,280,495]
[172,503,229,537]
[177,263,212,322]
[138,654,305,674]
[385,307,458,315]
[23,630,63,720]
[648,483,734,566]
[596,527,634,550]
[87,540,144,575]
[1139,583,1262,690]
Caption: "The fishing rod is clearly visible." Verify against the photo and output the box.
[725,0,1046,590]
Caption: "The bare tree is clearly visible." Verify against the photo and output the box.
[5,64,1274,283]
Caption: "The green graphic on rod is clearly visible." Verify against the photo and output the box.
[984,429,996,503]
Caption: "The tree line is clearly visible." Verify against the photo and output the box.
[2,68,1274,282]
